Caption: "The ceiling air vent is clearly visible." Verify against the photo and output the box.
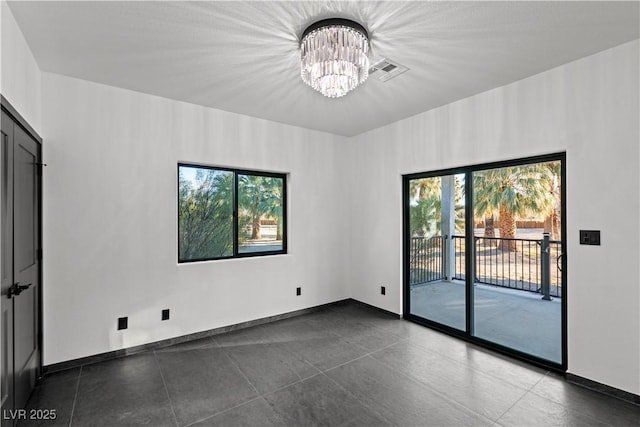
[368,58,409,82]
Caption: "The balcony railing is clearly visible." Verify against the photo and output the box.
[409,236,446,285]
[410,234,563,298]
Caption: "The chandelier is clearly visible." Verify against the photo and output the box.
[300,18,370,98]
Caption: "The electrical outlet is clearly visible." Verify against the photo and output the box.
[117,317,128,330]
[381,286,386,295]
[162,309,170,321]
[296,287,301,296]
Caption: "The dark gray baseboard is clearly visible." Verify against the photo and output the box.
[566,373,640,406]
[350,299,402,319]
[44,298,355,374]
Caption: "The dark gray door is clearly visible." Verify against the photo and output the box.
[1,110,16,423]
[1,109,41,425]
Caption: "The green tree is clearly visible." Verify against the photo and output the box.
[474,164,556,251]
[238,175,283,242]
[542,162,561,240]
[409,176,465,237]
[178,169,233,260]
[267,187,284,241]
[409,177,441,236]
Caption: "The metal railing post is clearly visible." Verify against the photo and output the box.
[541,232,552,301]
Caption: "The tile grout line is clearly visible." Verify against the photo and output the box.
[406,332,551,390]
[302,358,323,378]
[503,372,618,427]
[366,346,496,424]
[184,345,326,427]
[179,340,266,425]
[408,335,541,392]
[260,328,323,380]
[67,365,82,427]
[152,350,180,427]
[303,336,418,425]
[188,368,333,426]
[319,336,410,374]
[183,370,338,427]
[320,369,396,426]
[494,370,550,425]
[184,325,328,426]
[217,340,261,397]
[260,371,325,398]
[183,395,266,427]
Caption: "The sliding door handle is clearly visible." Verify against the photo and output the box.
[556,254,564,272]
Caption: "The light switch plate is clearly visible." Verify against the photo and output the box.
[580,230,601,245]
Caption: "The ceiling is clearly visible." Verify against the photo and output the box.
[7,1,639,137]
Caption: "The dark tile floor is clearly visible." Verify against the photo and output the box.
[21,302,640,426]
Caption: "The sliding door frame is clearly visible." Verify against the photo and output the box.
[403,152,567,372]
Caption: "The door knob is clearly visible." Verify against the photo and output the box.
[8,282,31,298]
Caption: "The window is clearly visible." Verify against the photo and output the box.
[178,164,286,262]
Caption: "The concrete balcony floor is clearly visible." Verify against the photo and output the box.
[409,280,562,363]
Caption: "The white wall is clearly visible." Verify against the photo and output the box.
[0,1,41,133]
[348,40,640,395]
[41,73,351,365]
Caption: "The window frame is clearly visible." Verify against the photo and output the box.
[177,163,287,263]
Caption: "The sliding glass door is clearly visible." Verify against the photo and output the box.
[471,161,563,363]
[407,174,466,331]
[404,154,566,369]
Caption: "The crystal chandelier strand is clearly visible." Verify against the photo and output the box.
[300,19,370,98]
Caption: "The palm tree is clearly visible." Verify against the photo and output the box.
[542,162,561,240]
[474,164,556,251]
[238,175,283,241]
[264,178,284,241]
[409,177,441,236]
[481,215,496,247]
[409,176,466,237]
